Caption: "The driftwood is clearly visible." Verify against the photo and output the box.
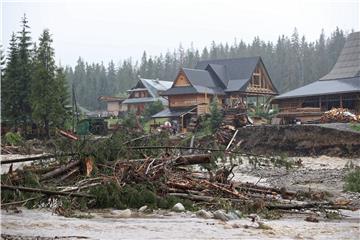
[126,154,211,166]
[173,154,211,166]
[0,153,75,165]
[1,185,94,198]
[41,160,81,181]
[59,166,80,182]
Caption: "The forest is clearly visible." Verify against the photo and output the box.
[1,14,350,114]
[65,28,348,110]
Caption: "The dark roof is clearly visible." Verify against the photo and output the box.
[275,76,360,100]
[162,86,199,95]
[152,107,194,118]
[162,56,277,96]
[225,79,249,92]
[206,64,229,87]
[162,85,224,96]
[162,68,225,95]
[182,68,218,89]
[320,32,360,81]
[196,57,260,81]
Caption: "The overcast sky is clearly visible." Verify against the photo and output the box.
[2,0,359,67]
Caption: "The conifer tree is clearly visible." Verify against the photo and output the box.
[31,29,67,138]
[17,14,33,131]
[1,33,21,126]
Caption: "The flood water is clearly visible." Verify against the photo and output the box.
[1,208,359,240]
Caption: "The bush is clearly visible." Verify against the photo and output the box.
[3,132,23,146]
[344,169,360,192]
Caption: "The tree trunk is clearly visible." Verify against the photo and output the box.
[44,118,50,139]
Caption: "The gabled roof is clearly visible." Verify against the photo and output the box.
[162,68,225,95]
[205,64,229,87]
[196,56,260,82]
[320,31,360,81]
[275,76,360,100]
[162,56,277,96]
[138,78,172,97]
[182,68,218,89]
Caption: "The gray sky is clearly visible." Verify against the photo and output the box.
[2,0,359,67]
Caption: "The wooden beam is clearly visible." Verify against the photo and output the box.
[1,185,94,198]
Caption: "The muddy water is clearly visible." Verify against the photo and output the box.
[1,155,360,239]
[1,208,360,240]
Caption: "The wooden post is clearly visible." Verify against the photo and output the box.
[181,115,184,132]
[340,95,343,108]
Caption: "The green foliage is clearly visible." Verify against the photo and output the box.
[122,111,137,129]
[209,97,223,132]
[143,100,164,120]
[197,98,223,135]
[350,123,360,132]
[3,132,23,146]
[31,29,69,138]
[89,182,195,210]
[344,169,360,193]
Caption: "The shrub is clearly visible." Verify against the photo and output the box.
[344,169,360,192]
[3,132,23,146]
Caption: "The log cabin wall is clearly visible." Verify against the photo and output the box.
[168,94,223,115]
[174,72,191,87]
[129,90,149,98]
[277,93,360,113]
[246,63,277,95]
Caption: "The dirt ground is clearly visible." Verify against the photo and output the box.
[235,124,360,157]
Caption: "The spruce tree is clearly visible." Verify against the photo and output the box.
[31,29,67,138]
[1,33,21,126]
[17,14,33,132]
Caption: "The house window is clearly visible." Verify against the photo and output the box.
[253,75,261,88]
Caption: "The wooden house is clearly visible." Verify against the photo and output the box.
[272,31,360,123]
[122,78,172,114]
[153,57,278,130]
[98,96,127,116]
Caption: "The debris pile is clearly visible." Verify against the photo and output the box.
[222,105,250,128]
[1,143,356,214]
[321,108,360,123]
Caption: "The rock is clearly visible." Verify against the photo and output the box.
[115,209,132,218]
[305,215,319,223]
[172,203,185,212]
[234,210,243,218]
[196,209,214,219]
[139,205,148,212]
[213,210,229,221]
[225,211,239,220]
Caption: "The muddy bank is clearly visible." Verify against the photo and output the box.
[235,124,360,157]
